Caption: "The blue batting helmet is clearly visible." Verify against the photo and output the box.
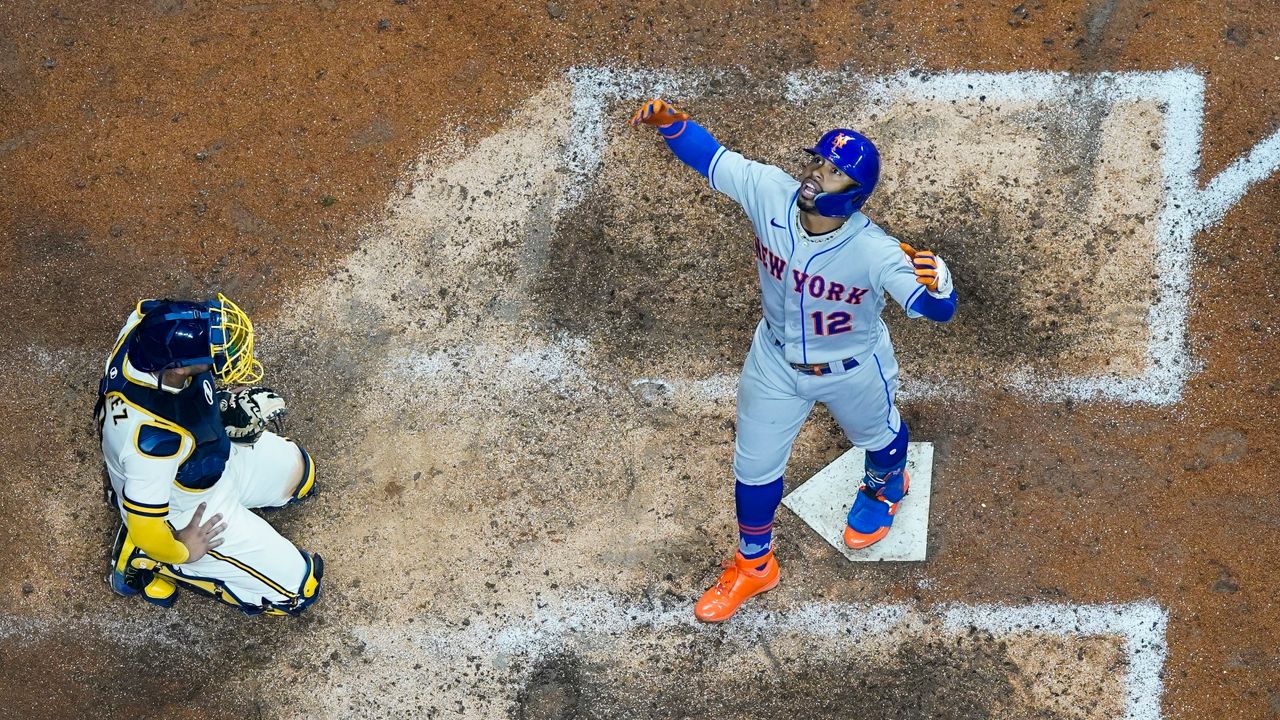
[803,128,880,218]
[128,294,263,384]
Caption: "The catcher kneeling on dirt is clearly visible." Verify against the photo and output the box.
[95,294,323,616]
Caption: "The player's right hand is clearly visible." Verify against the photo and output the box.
[176,501,226,562]
[629,98,690,128]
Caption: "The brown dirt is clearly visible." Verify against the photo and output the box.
[2,1,1279,719]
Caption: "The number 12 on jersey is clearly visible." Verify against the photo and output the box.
[810,310,853,336]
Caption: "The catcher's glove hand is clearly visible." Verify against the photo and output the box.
[900,242,954,297]
[217,387,287,444]
[629,98,690,128]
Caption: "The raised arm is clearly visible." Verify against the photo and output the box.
[630,98,722,177]
[630,98,796,218]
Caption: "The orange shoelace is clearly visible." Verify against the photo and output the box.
[711,561,740,594]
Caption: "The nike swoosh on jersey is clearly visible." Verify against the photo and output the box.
[769,218,786,229]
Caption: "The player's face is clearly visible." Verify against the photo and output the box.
[177,363,213,376]
[797,153,857,212]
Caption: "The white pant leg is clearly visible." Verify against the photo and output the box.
[733,322,815,486]
[166,454,313,610]
[172,504,311,608]
[230,431,306,510]
[814,332,902,452]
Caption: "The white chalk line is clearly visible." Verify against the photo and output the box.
[1195,130,1280,233]
[945,601,1168,720]
[224,594,1167,717]
[378,356,956,406]
[563,67,712,211]
[381,336,600,398]
[562,67,1280,406]
[0,593,1166,719]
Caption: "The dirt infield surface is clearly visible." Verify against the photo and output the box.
[2,1,1279,719]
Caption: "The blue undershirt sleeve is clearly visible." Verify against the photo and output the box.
[659,120,722,178]
[908,288,958,323]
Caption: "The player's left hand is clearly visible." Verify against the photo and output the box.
[900,242,953,297]
[218,387,287,443]
[629,98,690,128]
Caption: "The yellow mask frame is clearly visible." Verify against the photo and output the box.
[209,293,264,386]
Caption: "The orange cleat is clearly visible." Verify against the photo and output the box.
[694,549,780,623]
[844,470,910,550]
[844,522,889,549]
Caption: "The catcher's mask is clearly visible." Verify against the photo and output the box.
[802,128,881,218]
[128,293,263,386]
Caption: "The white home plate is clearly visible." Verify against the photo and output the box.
[782,442,933,562]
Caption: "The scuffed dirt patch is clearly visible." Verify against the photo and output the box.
[535,186,757,371]
[0,626,264,720]
[509,619,1124,720]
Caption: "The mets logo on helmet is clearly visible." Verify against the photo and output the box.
[831,133,851,149]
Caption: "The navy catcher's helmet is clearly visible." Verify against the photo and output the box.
[129,300,215,373]
[803,128,880,218]
[128,294,262,385]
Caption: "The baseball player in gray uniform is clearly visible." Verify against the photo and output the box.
[630,99,958,622]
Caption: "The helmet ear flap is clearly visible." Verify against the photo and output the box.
[813,191,852,218]
[812,188,871,219]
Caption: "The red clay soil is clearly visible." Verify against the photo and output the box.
[1,1,1278,718]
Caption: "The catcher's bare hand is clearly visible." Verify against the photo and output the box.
[176,502,226,562]
[900,242,954,296]
[629,98,690,128]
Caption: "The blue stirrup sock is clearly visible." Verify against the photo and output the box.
[736,477,784,563]
[865,421,909,497]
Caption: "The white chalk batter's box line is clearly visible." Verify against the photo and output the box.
[562,67,1280,406]
[348,597,1169,720]
[562,600,1170,720]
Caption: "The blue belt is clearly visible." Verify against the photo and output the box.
[790,356,860,376]
[769,329,860,376]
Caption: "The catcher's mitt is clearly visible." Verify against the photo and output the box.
[217,387,287,444]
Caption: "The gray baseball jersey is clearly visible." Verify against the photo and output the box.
[708,147,925,365]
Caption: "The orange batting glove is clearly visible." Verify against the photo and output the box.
[629,98,690,128]
[900,242,952,295]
